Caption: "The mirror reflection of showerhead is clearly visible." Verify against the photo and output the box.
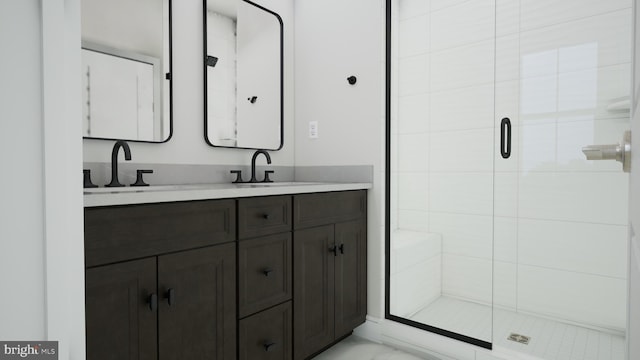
[207,56,219,67]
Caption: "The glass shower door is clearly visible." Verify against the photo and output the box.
[388,0,497,348]
[492,2,631,359]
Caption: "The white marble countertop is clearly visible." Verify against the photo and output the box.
[83,182,373,207]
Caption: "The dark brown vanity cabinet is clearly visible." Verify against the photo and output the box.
[84,200,237,360]
[292,191,367,360]
[84,190,367,360]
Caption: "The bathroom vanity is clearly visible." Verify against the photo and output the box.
[83,183,369,360]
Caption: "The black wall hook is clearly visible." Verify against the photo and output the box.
[347,76,357,85]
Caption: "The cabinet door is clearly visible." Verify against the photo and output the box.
[85,258,157,360]
[157,243,236,360]
[293,225,335,360]
[334,220,367,338]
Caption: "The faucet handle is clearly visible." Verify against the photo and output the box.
[230,170,244,183]
[83,169,98,188]
[263,170,275,183]
[132,170,153,187]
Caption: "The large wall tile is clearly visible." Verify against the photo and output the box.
[431,0,473,12]
[398,209,429,231]
[494,173,517,217]
[519,123,556,172]
[520,75,558,116]
[442,254,492,304]
[431,41,494,92]
[399,54,429,96]
[398,172,428,211]
[398,0,430,20]
[398,93,430,134]
[398,133,429,171]
[521,64,631,123]
[494,216,517,263]
[518,219,628,278]
[496,35,520,82]
[520,0,631,32]
[430,0,495,52]
[588,64,632,121]
[518,265,627,331]
[429,128,493,172]
[520,9,631,68]
[430,85,494,132]
[399,14,430,57]
[494,261,517,310]
[518,172,628,225]
[496,0,519,36]
[429,172,493,215]
[430,213,493,259]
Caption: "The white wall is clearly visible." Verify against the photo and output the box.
[0,0,46,340]
[0,2,86,359]
[82,0,295,166]
[294,0,386,317]
[82,0,164,59]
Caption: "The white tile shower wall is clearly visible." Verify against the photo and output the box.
[496,1,632,332]
[394,0,496,311]
[394,0,631,333]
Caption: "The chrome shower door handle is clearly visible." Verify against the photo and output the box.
[582,130,631,173]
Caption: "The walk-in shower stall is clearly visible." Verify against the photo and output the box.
[386,0,631,359]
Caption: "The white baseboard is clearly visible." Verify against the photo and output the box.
[353,316,383,343]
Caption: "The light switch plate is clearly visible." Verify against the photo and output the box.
[309,121,318,139]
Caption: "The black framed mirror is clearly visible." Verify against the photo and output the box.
[203,0,283,150]
[81,0,173,143]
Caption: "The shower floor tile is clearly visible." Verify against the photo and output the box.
[409,296,625,360]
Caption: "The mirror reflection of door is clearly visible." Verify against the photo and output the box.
[204,0,283,150]
[80,0,172,143]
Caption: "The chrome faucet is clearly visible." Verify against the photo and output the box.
[250,150,273,183]
[106,140,132,187]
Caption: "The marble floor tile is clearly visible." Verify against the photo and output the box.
[313,336,428,360]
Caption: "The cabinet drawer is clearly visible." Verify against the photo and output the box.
[293,191,366,229]
[238,196,292,239]
[85,199,235,267]
[239,233,292,318]
[239,301,292,360]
